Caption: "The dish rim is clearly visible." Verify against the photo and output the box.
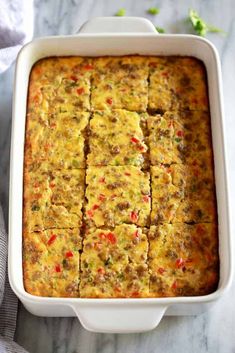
[8,30,233,307]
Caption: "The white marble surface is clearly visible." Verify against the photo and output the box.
[0,0,234,352]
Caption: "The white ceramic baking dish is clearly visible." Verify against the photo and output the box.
[8,17,233,333]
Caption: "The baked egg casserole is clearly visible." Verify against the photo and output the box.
[23,56,218,298]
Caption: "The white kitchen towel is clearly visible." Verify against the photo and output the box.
[0,207,29,353]
[0,0,33,351]
[0,0,34,73]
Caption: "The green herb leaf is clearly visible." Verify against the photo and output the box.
[115,8,126,16]
[155,26,165,33]
[207,25,225,33]
[189,9,225,37]
[147,7,160,15]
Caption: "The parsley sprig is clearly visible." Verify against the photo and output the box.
[189,9,225,37]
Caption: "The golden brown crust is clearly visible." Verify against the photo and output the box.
[91,56,149,111]
[23,169,85,232]
[23,228,82,297]
[148,224,219,297]
[85,166,150,228]
[87,110,148,167]
[80,225,149,298]
[148,56,209,111]
[150,163,216,224]
[147,111,213,165]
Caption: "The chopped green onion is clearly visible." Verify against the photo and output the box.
[115,8,126,16]
[147,7,160,15]
[155,26,165,33]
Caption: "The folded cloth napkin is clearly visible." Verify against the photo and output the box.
[0,0,34,73]
[0,0,33,351]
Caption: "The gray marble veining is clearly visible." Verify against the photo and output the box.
[0,0,234,352]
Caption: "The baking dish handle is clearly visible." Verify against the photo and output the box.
[70,303,167,333]
[78,17,158,34]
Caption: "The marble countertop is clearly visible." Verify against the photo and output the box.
[0,0,234,352]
